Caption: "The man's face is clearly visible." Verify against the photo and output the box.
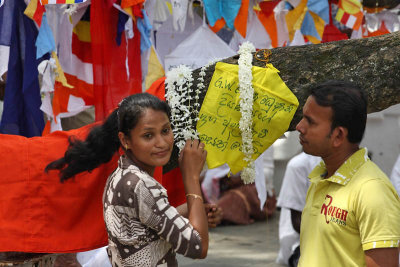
[296,96,335,157]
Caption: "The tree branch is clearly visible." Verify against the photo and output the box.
[164,32,400,172]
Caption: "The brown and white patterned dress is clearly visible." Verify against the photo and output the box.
[103,155,202,267]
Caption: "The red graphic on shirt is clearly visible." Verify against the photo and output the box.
[320,194,348,225]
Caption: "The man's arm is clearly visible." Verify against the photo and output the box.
[365,248,399,267]
[290,209,302,233]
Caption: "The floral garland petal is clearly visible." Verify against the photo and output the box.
[165,59,220,151]
[238,41,256,184]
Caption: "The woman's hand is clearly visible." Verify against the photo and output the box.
[178,139,207,182]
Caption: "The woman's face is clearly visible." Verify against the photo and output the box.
[123,108,174,175]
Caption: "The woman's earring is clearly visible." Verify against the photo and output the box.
[125,144,129,150]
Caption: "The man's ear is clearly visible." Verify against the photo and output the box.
[332,126,348,147]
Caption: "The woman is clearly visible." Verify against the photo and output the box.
[47,93,208,266]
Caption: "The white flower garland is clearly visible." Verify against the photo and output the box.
[165,65,196,150]
[238,42,256,184]
[165,47,257,184]
[195,58,220,118]
[165,59,220,151]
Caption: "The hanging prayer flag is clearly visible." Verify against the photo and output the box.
[40,0,87,4]
[203,0,242,29]
[44,6,93,132]
[322,3,348,43]
[0,0,45,137]
[335,0,364,30]
[366,21,390,37]
[285,0,329,44]
[35,13,56,59]
[301,10,326,43]
[24,0,45,27]
[256,0,280,47]
[0,0,14,46]
[121,0,145,8]
[285,0,308,41]
[144,46,165,90]
[197,62,299,174]
[91,0,142,121]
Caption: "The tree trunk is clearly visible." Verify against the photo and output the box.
[164,32,400,172]
[362,0,400,9]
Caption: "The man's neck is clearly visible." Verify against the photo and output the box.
[323,145,360,178]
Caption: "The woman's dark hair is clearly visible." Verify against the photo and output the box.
[310,80,367,144]
[45,93,171,182]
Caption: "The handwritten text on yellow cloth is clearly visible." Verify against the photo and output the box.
[197,62,299,174]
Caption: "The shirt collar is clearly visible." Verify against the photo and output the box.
[308,148,369,186]
[119,154,134,170]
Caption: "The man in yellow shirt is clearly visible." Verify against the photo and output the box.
[296,80,400,266]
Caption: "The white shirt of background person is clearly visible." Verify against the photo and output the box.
[390,154,400,197]
[276,152,321,265]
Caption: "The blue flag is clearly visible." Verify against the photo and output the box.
[0,0,15,46]
[0,0,46,137]
[36,13,56,59]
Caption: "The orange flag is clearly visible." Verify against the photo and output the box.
[256,0,281,48]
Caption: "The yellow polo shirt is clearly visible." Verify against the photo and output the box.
[298,148,400,267]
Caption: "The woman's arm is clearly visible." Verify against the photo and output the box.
[179,139,209,258]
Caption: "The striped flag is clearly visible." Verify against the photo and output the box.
[52,5,94,127]
[40,0,87,4]
[335,0,364,30]
[24,0,45,27]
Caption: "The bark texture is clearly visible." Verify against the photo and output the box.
[164,32,400,172]
[362,0,400,9]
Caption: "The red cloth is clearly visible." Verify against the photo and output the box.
[146,76,166,100]
[321,24,348,43]
[160,168,186,207]
[0,81,186,253]
[366,21,390,37]
[0,124,112,253]
[321,3,348,43]
[91,1,142,121]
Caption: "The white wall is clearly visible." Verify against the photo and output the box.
[361,103,400,175]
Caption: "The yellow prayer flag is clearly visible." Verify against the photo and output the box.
[340,0,362,14]
[305,11,326,44]
[145,46,165,90]
[24,0,39,21]
[197,62,298,174]
[285,0,308,41]
[51,51,73,88]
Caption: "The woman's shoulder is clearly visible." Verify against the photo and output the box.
[122,166,162,190]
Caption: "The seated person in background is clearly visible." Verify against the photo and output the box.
[201,148,276,225]
[276,152,320,266]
